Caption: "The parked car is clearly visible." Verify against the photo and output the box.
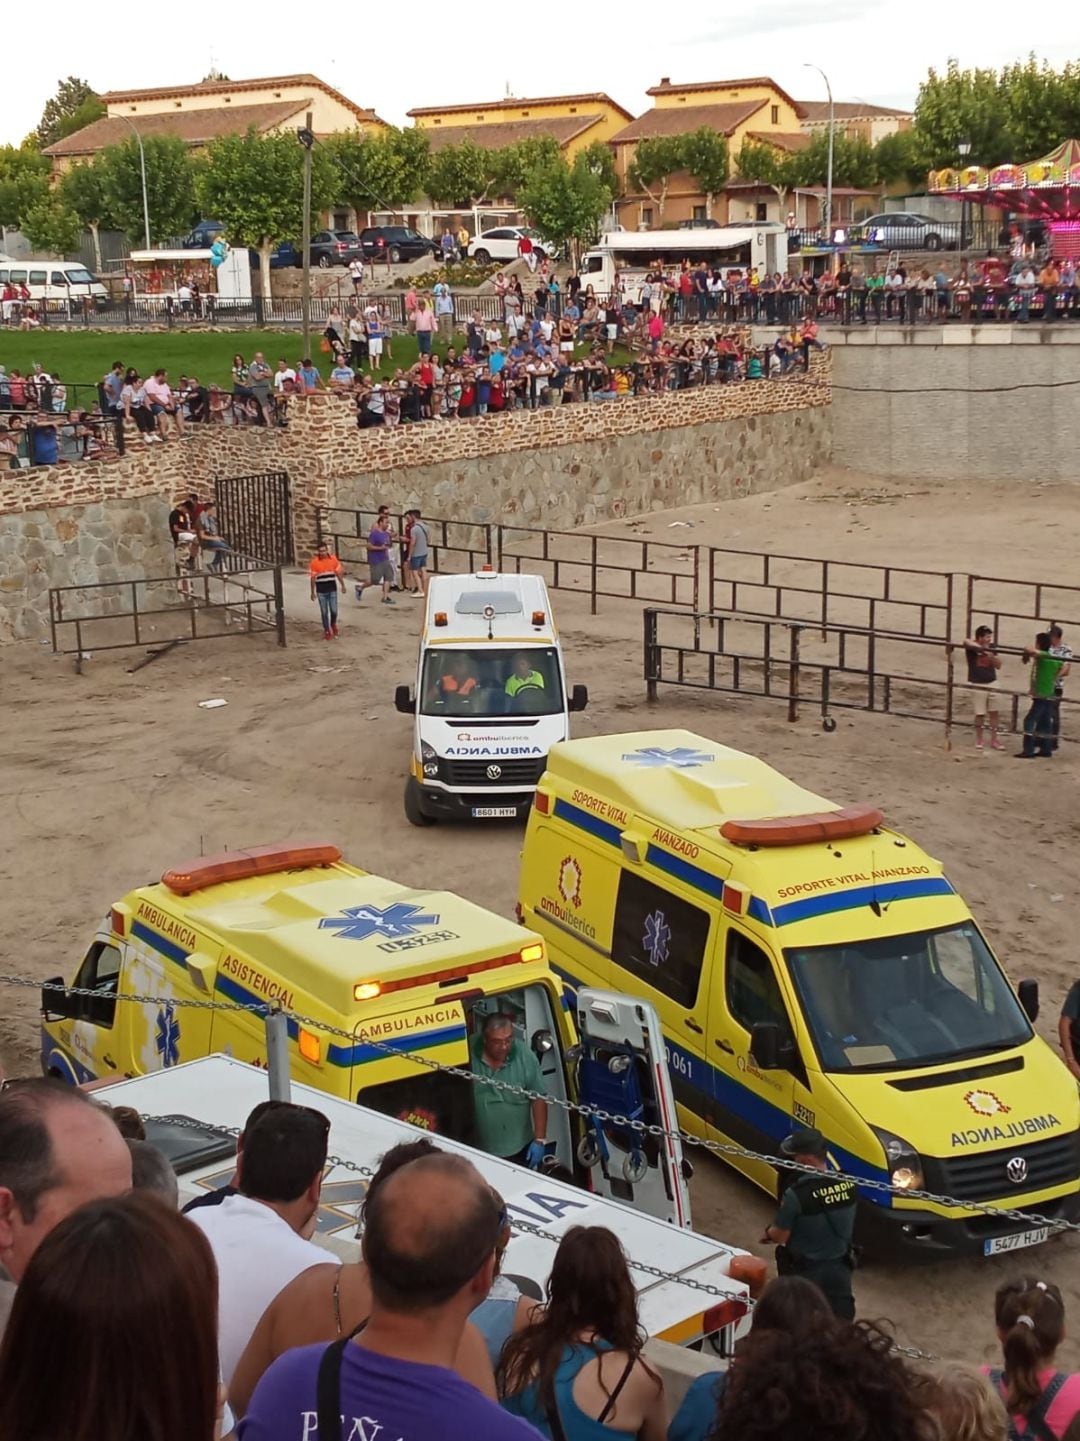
[310,230,365,268]
[467,226,551,264]
[359,226,440,264]
[248,242,302,270]
[183,219,224,248]
[676,218,722,229]
[848,212,960,251]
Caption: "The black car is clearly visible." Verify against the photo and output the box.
[310,230,365,269]
[360,226,441,264]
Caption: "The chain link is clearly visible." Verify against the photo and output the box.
[12,973,1080,1237]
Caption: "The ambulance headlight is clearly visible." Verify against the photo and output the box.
[420,742,438,762]
[423,764,439,777]
[872,1127,923,1192]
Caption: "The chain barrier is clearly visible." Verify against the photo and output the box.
[11,973,1080,1239]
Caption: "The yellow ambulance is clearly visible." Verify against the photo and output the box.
[40,840,692,1224]
[518,730,1080,1257]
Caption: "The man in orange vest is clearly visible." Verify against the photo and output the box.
[309,540,346,639]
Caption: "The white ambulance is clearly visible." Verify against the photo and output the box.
[395,570,588,826]
[104,1054,758,1349]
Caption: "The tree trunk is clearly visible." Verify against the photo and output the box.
[658,178,669,220]
[89,221,102,274]
[260,240,273,309]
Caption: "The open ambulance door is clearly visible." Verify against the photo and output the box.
[574,989,692,1228]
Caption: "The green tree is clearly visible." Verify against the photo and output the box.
[518,151,614,258]
[33,77,104,150]
[0,146,51,228]
[21,197,82,256]
[98,134,196,247]
[735,137,801,213]
[489,136,561,197]
[325,127,429,213]
[913,60,1013,168]
[59,162,110,271]
[873,129,925,187]
[627,135,688,222]
[426,139,495,208]
[681,127,729,220]
[575,140,620,200]
[196,129,337,297]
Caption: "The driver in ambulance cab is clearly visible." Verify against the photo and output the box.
[505,655,545,698]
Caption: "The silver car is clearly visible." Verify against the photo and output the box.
[851,212,960,251]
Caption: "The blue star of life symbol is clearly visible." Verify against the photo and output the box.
[622,746,716,769]
[643,909,671,968]
[318,902,441,942]
[155,1003,181,1068]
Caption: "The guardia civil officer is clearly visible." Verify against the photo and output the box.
[761,1127,857,1320]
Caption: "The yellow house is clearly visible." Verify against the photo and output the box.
[43,73,386,175]
[610,76,808,229]
[799,100,912,145]
[406,92,633,161]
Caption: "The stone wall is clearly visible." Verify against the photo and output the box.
[828,326,1080,481]
[0,365,831,641]
[1,497,175,642]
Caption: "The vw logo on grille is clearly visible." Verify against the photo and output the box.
[1006,1156,1028,1185]
[486,764,502,780]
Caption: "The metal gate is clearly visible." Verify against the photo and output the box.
[215,471,293,565]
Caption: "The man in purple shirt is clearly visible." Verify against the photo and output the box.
[365,506,396,605]
[238,1153,541,1441]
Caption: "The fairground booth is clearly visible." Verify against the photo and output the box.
[929,138,1080,262]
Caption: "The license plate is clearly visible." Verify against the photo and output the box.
[984,1226,1049,1256]
[471,806,519,819]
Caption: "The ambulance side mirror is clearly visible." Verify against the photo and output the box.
[1018,979,1039,1023]
[569,685,589,713]
[750,1022,781,1071]
[41,975,74,1021]
[394,685,415,715]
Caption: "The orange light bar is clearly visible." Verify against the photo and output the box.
[162,842,343,896]
[360,949,529,1002]
[720,805,883,848]
[434,611,448,626]
[531,610,546,625]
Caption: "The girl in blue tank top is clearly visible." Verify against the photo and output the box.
[497,1226,666,1441]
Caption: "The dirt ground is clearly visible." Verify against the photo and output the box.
[2,464,1079,1364]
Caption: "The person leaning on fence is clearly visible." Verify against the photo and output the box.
[964,625,1003,752]
[310,540,346,639]
[1017,633,1066,759]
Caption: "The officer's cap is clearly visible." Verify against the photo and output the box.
[781,1126,827,1158]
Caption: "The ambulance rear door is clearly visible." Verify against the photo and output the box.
[575,988,692,1227]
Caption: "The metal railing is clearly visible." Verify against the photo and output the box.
[1,408,126,464]
[966,574,1080,656]
[643,607,1075,747]
[48,553,286,661]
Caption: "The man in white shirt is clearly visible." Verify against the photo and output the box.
[188,1101,330,1388]
[1015,264,1038,322]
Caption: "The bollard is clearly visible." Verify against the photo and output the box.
[265,1007,291,1101]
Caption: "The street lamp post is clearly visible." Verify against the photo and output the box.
[804,63,834,245]
[958,140,971,252]
[114,114,151,250]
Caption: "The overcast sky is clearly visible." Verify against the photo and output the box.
[4,5,1078,146]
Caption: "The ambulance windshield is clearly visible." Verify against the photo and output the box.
[421,647,564,717]
[785,923,1032,1072]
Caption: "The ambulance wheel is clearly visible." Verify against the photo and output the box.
[822,716,837,733]
[622,1151,649,1185]
[404,779,435,827]
[577,1135,601,1168]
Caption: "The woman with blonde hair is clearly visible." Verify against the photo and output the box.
[915,1365,1008,1441]
[982,1277,1080,1438]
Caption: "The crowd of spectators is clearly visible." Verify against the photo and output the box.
[2,1074,1079,1441]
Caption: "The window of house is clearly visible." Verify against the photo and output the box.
[693,205,707,222]
[771,105,779,125]
[224,97,231,103]
[174,101,182,108]
[642,207,654,228]
[756,202,768,222]
[71,941,121,1028]
[612,871,710,1008]
[522,111,530,117]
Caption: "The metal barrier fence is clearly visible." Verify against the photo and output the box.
[966,573,1080,655]
[1,408,125,465]
[48,554,286,662]
[317,508,700,616]
[702,548,954,639]
[643,608,1075,747]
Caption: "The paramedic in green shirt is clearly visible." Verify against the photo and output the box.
[505,655,545,698]
[762,1127,857,1320]
[470,1014,548,1168]
[1018,631,1066,758]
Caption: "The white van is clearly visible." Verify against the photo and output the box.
[581,224,788,304]
[395,569,587,825]
[0,261,107,307]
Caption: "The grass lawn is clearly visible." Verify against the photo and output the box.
[0,330,637,396]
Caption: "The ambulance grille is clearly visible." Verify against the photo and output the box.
[444,758,546,787]
[924,1131,1080,1203]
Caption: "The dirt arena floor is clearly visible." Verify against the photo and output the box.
[2,464,1078,1364]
